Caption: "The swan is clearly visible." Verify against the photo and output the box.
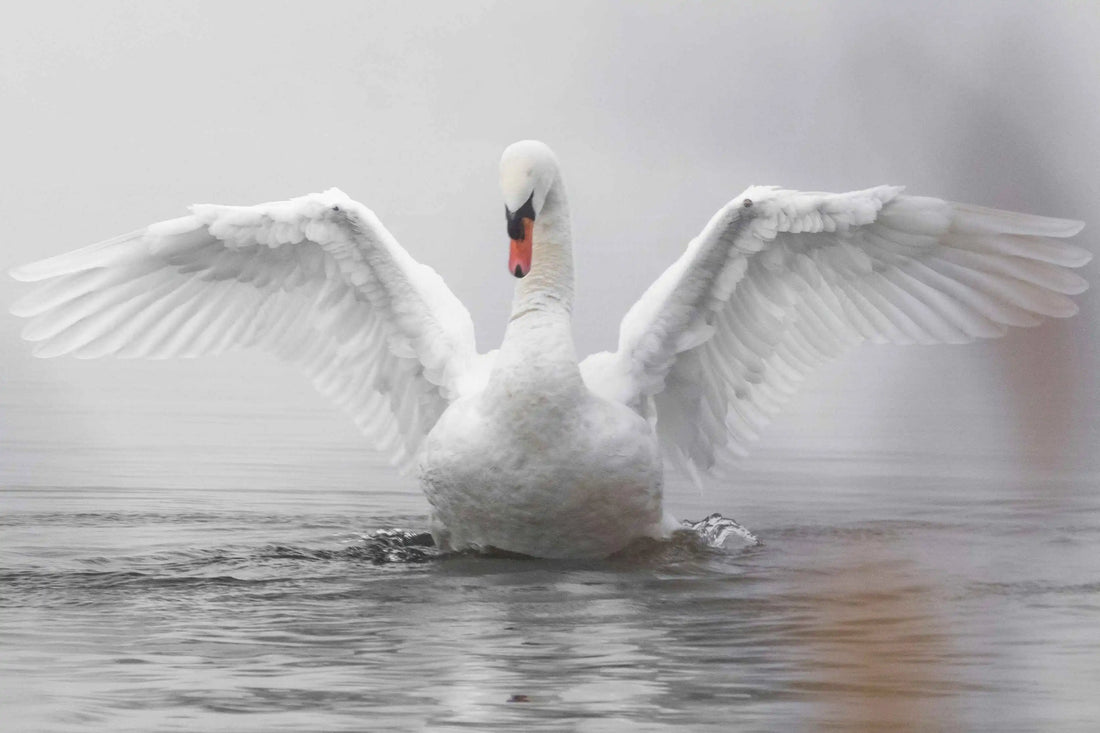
[10,140,1090,558]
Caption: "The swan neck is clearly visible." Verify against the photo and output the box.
[512,181,573,317]
[493,177,581,393]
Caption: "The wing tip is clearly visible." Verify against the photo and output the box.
[1045,238,1092,269]
[9,262,44,283]
[952,203,1087,238]
[9,297,34,318]
[1071,241,1093,268]
[1064,219,1087,237]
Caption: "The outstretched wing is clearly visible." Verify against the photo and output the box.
[10,188,486,470]
[580,186,1089,478]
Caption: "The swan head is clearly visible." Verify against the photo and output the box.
[500,140,559,278]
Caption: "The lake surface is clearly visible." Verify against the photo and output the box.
[3,468,1099,732]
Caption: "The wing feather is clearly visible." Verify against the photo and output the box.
[581,185,1088,475]
[10,188,485,469]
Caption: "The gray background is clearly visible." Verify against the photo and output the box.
[2,0,1097,490]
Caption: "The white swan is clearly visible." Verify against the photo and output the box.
[10,140,1090,558]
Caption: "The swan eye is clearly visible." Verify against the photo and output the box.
[505,192,537,240]
[742,199,753,208]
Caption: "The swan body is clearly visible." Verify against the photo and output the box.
[10,141,1091,558]
[421,375,665,558]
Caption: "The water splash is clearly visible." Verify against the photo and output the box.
[347,528,439,564]
[680,513,760,548]
[347,513,759,564]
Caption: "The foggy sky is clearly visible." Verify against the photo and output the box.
[2,0,1097,489]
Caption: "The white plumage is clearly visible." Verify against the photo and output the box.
[10,141,1090,558]
[11,189,485,471]
[579,185,1088,479]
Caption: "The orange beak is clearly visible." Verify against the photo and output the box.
[509,218,534,278]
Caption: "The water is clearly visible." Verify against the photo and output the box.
[3,473,1099,732]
